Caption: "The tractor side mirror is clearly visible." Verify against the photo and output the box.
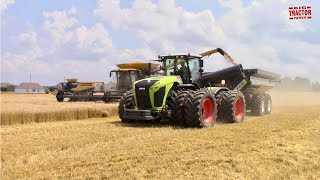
[109,71,112,77]
[199,59,204,68]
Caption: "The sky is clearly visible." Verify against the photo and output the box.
[1,0,320,85]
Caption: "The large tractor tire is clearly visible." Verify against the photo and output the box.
[219,90,246,123]
[216,90,229,121]
[56,91,64,102]
[118,90,135,123]
[171,90,193,126]
[251,94,265,116]
[264,94,272,115]
[184,90,217,128]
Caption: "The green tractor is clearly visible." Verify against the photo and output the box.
[118,48,280,127]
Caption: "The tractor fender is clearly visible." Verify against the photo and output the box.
[207,87,230,95]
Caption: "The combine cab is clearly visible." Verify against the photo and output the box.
[104,62,159,102]
[118,48,280,127]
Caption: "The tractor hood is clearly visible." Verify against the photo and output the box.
[133,76,183,110]
[133,75,182,91]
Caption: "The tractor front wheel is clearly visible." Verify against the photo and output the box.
[171,90,193,126]
[184,90,217,128]
[118,90,135,123]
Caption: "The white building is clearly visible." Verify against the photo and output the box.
[15,83,45,94]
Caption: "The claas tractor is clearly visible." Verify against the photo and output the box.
[118,48,280,127]
[104,62,159,102]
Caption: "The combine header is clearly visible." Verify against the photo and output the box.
[118,48,280,127]
[55,79,104,102]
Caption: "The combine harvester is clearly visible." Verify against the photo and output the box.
[118,48,280,127]
[56,61,159,102]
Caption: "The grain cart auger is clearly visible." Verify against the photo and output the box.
[118,48,280,127]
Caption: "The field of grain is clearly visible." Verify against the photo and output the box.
[1,91,320,179]
[0,94,118,125]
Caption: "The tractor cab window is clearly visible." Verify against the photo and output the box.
[188,58,200,82]
[164,58,190,83]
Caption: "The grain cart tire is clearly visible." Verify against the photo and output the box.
[251,94,265,116]
[118,90,135,123]
[264,94,272,115]
[184,90,217,128]
[221,90,246,123]
[172,90,193,126]
[216,91,229,121]
[56,91,64,102]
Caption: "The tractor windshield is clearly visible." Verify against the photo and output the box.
[163,56,201,83]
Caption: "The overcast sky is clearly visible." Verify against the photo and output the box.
[1,0,319,85]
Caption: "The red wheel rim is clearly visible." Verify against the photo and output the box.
[202,98,214,124]
[235,98,244,120]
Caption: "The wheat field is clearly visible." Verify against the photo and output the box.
[0,93,118,125]
[1,91,320,179]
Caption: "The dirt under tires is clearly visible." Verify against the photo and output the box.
[218,90,246,123]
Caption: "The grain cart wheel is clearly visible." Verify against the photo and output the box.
[221,90,246,123]
[264,94,272,115]
[171,90,193,126]
[184,90,217,128]
[56,91,64,102]
[118,90,135,123]
[251,94,265,116]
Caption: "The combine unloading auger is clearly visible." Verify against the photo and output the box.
[200,48,237,65]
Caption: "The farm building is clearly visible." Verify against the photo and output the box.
[15,83,45,94]
[1,82,15,92]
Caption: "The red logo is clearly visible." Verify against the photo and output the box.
[289,6,312,20]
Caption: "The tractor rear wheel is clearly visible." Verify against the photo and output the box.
[184,90,217,128]
[118,90,135,123]
[264,94,272,115]
[220,90,246,123]
[171,90,193,126]
[56,91,64,102]
[251,94,265,116]
[216,90,229,121]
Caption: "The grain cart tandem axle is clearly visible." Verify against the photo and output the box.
[118,48,280,127]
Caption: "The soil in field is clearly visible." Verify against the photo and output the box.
[1,91,320,179]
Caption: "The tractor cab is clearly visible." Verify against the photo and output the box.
[159,54,203,84]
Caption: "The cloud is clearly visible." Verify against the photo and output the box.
[1,7,156,85]
[94,0,226,53]
[1,0,15,14]
[1,0,319,85]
